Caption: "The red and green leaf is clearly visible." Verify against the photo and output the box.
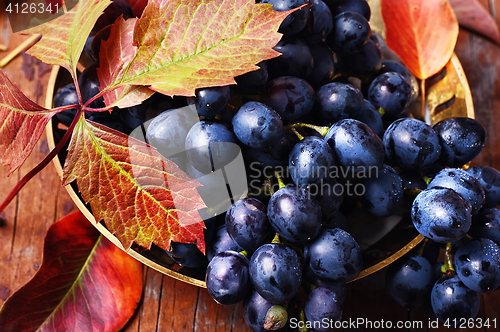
[381,0,459,79]
[449,0,500,44]
[100,0,292,99]
[62,116,207,253]
[0,211,143,332]
[98,17,154,109]
[0,70,62,174]
[25,0,111,80]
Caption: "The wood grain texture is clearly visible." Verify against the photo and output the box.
[1,1,500,330]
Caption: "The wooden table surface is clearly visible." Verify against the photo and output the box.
[1,2,500,331]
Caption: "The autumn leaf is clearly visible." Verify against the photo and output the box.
[381,0,459,79]
[25,0,111,80]
[62,115,207,253]
[98,17,155,108]
[0,211,143,332]
[0,70,63,174]
[99,0,292,99]
[449,0,500,44]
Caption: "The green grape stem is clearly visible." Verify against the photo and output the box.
[440,242,456,274]
[286,123,330,137]
[274,171,286,189]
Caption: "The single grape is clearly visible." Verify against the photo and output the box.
[167,249,208,269]
[206,251,251,305]
[360,165,403,217]
[386,255,434,309]
[454,238,500,292]
[185,120,240,174]
[411,187,472,243]
[259,0,310,35]
[53,83,79,126]
[169,242,200,259]
[368,72,412,117]
[232,101,285,150]
[328,12,370,54]
[225,198,271,252]
[314,82,364,124]
[466,166,500,208]
[243,290,290,332]
[326,0,371,20]
[383,118,441,170]
[305,228,362,282]
[304,287,342,331]
[339,39,382,76]
[288,136,335,187]
[207,226,243,262]
[267,186,322,244]
[433,117,486,167]
[470,208,500,245]
[78,62,107,111]
[431,276,480,321]
[235,61,268,94]
[379,60,419,105]
[305,42,335,89]
[249,243,302,303]
[428,168,485,215]
[353,100,383,137]
[261,76,315,123]
[324,119,385,173]
[187,86,231,118]
[267,37,314,79]
[302,0,333,44]
[303,270,347,303]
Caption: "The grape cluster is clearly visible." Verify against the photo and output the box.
[51,0,500,330]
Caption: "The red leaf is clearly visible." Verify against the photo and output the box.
[449,0,500,44]
[0,70,60,174]
[98,17,154,108]
[62,116,207,253]
[0,211,143,332]
[381,0,459,79]
[100,0,292,99]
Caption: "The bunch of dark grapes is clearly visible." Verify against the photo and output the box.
[51,0,500,330]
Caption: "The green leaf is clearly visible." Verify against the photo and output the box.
[62,115,207,253]
[25,0,112,80]
[101,0,292,98]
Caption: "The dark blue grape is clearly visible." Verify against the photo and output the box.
[340,39,382,76]
[304,270,347,303]
[89,25,111,63]
[235,61,268,94]
[88,111,131,134]
[53,83,79,126]
[305,42,335,89]
[206,251,251,305]
[302,0,333,44]
[168,249,208,269]
[324,119,385,173]
[232,101,285,150]
[261,76,315,123]
[353,100,383,137]
[466,166,500,208]
[455,238,500,293]
[119,107,145,130]
[250,243,302,304]
[411,187,472,243]
[243,290,290,332]
[428,168,485,215]
[379,60,419,105]
[78,62,105,109]
[289,136,335,187]
[207,226,243,261]
[314,82,364,124]
[169,242,200,259]
[308,179,344,224]
[267,186,322,244]
[326,0,371,20]
[185,121,240,174]
[360,165,403,217]
[368,72,411,117]
[431,276,480,321]
[304,287,342,330]
[187,86,231,117]
[433,117,486,167]
[305,228,362,282]
[386,255,434,309]
[225,198,271,252]
[470,208,500,245]
[267,37,314,79]
[328,12,370,54]
[259,0,309,35]
[383,118,441,170]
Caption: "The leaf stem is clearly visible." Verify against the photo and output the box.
[420,79,426,120]
[0,108,82,214]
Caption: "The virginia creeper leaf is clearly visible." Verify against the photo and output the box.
[102,0,292,97]
[449,0,500,44]
[62,115,207,253]
[98,17,155,109]
[381,0,459,79]
[0,70,61,174]
[25,0,112,79]
[0,211,143,332]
